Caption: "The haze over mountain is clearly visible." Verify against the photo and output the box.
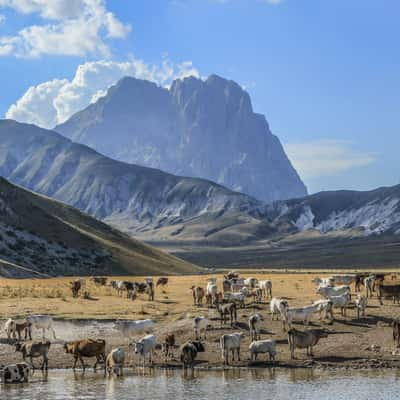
[55,75,307,202]
[0,175,198,277]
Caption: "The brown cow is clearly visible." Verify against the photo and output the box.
[15,321,30,341]
[191,286,205,306]
[15,341,51,370]
[377,283,400,305]
[393,319,400,348]
[91,277,107,286]
[288,328,328,359]
[180,341,205,369]
[156,277,168,288]
[64,339,106,371]
[162,333,176,359]
[70,280,81,298]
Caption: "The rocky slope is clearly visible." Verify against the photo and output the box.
[55,75,307,202]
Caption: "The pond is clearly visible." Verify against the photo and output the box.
[1,368,398,400]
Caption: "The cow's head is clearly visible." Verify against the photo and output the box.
[63,342,74,354]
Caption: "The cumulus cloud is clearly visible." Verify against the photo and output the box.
[0,0,131,58]
[284,140,376,179]
[6,57,200,128]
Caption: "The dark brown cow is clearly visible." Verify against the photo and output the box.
[91,277,107,286]
[180,341,205,369]
[70,280,81,298]
[15,341,51,370]
[156,277,168,288]
[15,321,30,341]
[191,286,205,306]
[377,283,400,305]
[393,319,400,348]
[162,333,176,359]
[64,339,106,371]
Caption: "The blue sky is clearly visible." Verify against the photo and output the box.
[0,0,399,194]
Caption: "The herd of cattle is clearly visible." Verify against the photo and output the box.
[1,271,400,383]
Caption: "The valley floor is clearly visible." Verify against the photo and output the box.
[0,272,400,370]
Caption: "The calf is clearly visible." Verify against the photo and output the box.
[249,339,276,361]
[393,319,400,348]
[355,294,368,319]
[191,286,205,306]
[106,348,125,377]
[15,341,51,370]
[249,313,263,341]
[220,332,244,365]
[317,285,350,299]
[162,333,175,359]
[216,302,237,326]
[288,328,328,359]
[1,362,30,383]
[193,316,209,339]
[130,334,157,367]
[26,315,56,340]
[64,339,106,371]
[180,341,205,369]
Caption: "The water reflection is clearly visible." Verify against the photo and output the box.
[0,368,399,400]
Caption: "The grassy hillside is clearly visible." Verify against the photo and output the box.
[0,177,199,277]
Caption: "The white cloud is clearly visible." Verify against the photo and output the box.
[284,140,376,179]
[6,57,200,128]
[0,0,131,58]
[0,13,5,23]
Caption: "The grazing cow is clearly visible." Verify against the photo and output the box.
[377,283,400,305]
[180,341,205,369]
[393,319,400,348]
[244,278,258,289]
[312,299,333,321]
[1,363,30,383]
[106,348,125,377]
[162,333,175,359]
[224,292,245,308]
[130,334,157,367]
[91,277,107,286]
[270,298,289,322]
[364,275,375,298]
[156,277,168,288]
[258,280,272,299]
[64,339,106,371]
[114,320,155,339]
[193,316,209,339]
[220,332,245,365]
[284,305,317,330]
[70,280,81,298]
[327,293,351,317]
[288,328,328,359]
[26,315,56,340]
[249,313,263,341]
[249,339,276,361]
[216,302,237,326]
[317,284,350,299]
[206,282,218,306]
[15,341,51,370]
[4,318,15,340]
[191,286,205,306]
[355,294,368,319]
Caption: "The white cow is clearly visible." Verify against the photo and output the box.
[220,332,245,364]
[106,348,125,377]
[317,284,350,298]
[270,298,289,321]
[131,334,157,367]
[4,318,15,340]
[114,319,155,339]
[328,293,351,316]
[248,314,263,341]
[249,339,276,361]
[193,316,209,340]
[284,305,317,330]
[206,282,218,304]
[258,280,272,299]
[225,292,245,308]
[355,294,368,319]
[26,315,56,339]
[313,277,334,287]
[244,278,258,289]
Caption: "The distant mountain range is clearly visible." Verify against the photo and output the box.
[55,75,307,202]
[0,174,198,277]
